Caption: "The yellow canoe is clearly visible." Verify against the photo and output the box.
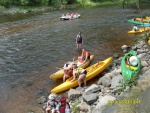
[136,18,149,23]
[51,57,113,94]
[128,27,150,34]
[146,16,150,20]
[50,55,94,79]
[148,39,150,45]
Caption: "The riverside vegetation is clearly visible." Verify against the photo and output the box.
[0,0,149,15]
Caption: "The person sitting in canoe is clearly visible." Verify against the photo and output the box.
[132,17,136,21]
[77,49,90,66]
[133,25,139,31]
[140,18,143,22]
[71,64,87,87]
[70,13,74,19]
[66,13,70,18]
[61,14,64,17]
[63,62,74,82]
[75,13,79,18]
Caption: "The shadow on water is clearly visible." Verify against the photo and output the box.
[0,4,150,113]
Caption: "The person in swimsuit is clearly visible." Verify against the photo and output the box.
[71,64,87,87]
[76,32,83,49]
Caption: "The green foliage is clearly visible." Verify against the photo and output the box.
[71,100,80,113]
[0,0,49,7]
[0,0,148,8]
[0,0,11,7]
[21,0,29,6]
[117,75,138,94]
[50,0,61,6]
[0,5,5,11]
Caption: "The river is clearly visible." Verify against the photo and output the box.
[0,4,149,113]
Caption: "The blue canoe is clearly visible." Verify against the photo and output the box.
[140,23,150,27]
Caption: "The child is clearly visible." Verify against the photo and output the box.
[45,98,55,113]
[65,103,71,113]
[55,101,61,113]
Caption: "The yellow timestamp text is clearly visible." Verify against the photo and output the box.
[107,99,141,104]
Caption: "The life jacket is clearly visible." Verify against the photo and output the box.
[83,51,90,60]
[73,68,84,77]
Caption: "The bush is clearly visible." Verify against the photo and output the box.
[117,75,138,94]
[71,100,80,113]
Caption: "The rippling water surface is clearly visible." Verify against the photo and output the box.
[0,5,149,113]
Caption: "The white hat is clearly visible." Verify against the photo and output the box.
[48,94,55,100]
[129,56,138,66]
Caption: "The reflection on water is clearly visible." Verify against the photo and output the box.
[0,5,150,113]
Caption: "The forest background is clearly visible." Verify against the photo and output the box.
[0,0,150,9]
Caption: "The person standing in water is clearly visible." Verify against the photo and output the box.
[76,32,83,49]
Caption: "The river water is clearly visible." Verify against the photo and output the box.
[0,5,149,113]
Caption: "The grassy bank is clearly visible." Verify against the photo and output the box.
[118,73,150,113]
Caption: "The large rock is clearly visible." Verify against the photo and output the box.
[136,41,145,49]
[101,75,111,87]
[141,61,149,67]
[110,75,123,89]
[96,95,116,109]
[82,93,98,105]
[136,49,146,54]
[77,102,90,113]
[68,89,82,100]
[84,84,101,94]
[121,45,128,50]
[137,53,147,59]
[139,54,150,61]
[92,95,116,113]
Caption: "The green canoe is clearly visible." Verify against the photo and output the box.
[128,20,149,25]
[121,50,141,80]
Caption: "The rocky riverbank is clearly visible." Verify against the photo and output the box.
[37,32,150,113]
